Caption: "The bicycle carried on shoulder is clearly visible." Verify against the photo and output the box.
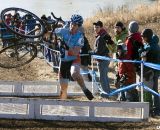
[0,7,64,69]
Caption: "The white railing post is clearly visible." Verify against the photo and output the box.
[14,82,23,95]
[91,55,94,94]
[140,60,144,102]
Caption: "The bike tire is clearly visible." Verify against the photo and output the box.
[0,42,37,69]
[1,7,45,38]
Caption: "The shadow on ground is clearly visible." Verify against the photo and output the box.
[0,119,158,130]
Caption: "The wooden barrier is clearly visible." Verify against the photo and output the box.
[0,97,149,122]
[0,80,149,122]
[0,80,97,96]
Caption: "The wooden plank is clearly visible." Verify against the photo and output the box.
[0,98,30,119]
[0,81,97,96]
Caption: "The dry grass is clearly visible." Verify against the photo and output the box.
[84,1,160,47]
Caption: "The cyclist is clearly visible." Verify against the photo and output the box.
[54,14,94,100]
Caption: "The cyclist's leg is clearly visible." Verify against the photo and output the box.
[59,61,72,99]
[59,79,69,99]
[71,63,87,87]
[70,63,94,100]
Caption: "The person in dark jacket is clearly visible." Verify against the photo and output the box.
[152,34,160,117]
[93,21,114,96]
[79,27,92,81]
[140,28,160,116]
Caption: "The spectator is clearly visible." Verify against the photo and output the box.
[152,34,160,117]
[113,21,128,74]
[114,43,138,101]
[5,13,12,25]
[25,14,36,35]
[113,21,128,56]
[120,21,143,101]
[92,20,114,96]
[126,21,143,59]
[12,12,21,32]
[79,27,92,81]
[0,14,15,48]
[114,21,128,45]
[125,21,143,72]
[140,28,160,116]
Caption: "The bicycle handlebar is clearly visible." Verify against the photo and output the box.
[51,12,65,24]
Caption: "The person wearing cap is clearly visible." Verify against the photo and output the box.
[114,43,138,101]
[140,28,160,116]
[113,21,128,72]
[54,14,94,100]
[92,20,114,96]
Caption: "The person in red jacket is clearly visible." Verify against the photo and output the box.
[114,43,139,101]
[125,21,143,59]
[125,21,143,72]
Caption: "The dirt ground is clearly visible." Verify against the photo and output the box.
[0,57,160,130]
[0,118,159,130]
[0,57,58,81]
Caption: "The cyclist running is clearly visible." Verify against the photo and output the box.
[54,14,94,100]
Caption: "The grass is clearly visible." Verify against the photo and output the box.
[83,1,160,47]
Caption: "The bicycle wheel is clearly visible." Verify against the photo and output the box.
[1,7,45,38]
[0,42,37,68]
